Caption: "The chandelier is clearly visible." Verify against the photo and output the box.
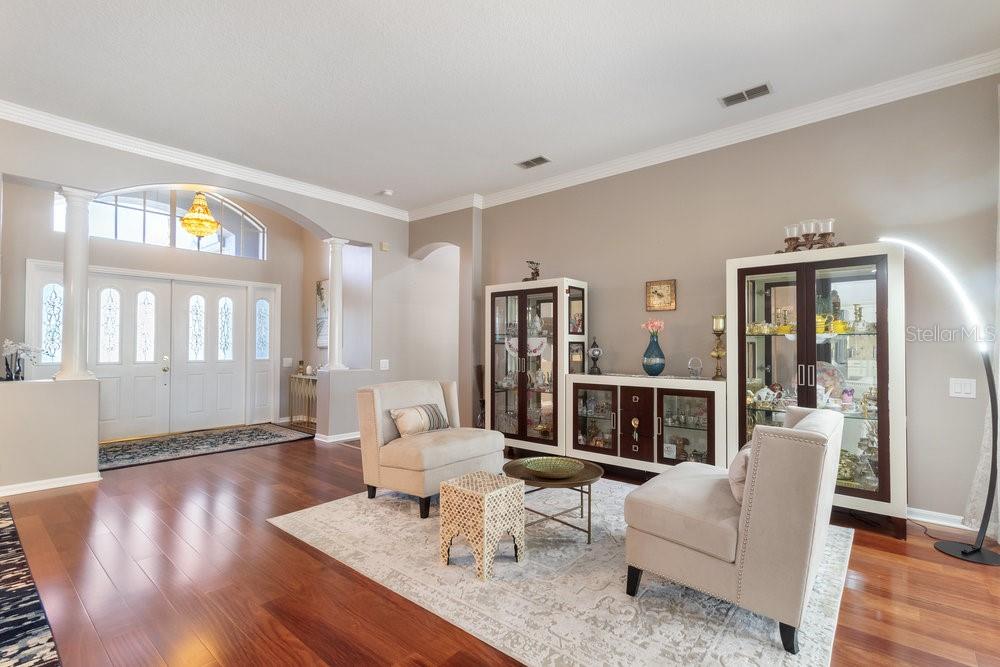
[180,192,220,238]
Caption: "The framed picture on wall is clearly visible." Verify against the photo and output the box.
[645,279,677,311]
[316,279,330,348]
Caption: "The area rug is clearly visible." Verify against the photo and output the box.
[99,423,310,470]
[269,478,852,666]
[0,503,61,667]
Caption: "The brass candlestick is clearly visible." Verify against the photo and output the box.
[710,315,726,380]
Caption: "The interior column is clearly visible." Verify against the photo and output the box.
[54,187,96,381]
[324,237,350,370]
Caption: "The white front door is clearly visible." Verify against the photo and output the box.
[87,275,172,441]
[170,282,247,432]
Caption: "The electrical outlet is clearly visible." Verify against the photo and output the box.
[949,378,976,399]
[379,359,390,371]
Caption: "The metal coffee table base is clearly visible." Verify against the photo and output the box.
[524,483,593,543]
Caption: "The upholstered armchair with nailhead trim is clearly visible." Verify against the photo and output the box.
[623,406,843,654]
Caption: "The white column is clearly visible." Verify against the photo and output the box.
[54,187,96,381]
[323,237,350,370]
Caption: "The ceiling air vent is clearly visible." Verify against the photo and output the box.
[720,83,771,107]
[516,155,551,169]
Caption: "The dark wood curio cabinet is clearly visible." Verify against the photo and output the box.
[728,244,907,524]
[486,278,588,454]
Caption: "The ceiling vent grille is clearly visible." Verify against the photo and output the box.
[720,83,771,107]
[516,155,551,169]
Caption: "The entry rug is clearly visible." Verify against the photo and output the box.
[269,478,853,666]
[0,503,60,667]
[99,424,310,470]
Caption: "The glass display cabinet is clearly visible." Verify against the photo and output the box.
[568,375,726,474]
[726,243,906,532]
[572,383,618,455]
[658,389,715,466]
[486,278,588,454]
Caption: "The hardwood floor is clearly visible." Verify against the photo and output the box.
[5,438,1000,666]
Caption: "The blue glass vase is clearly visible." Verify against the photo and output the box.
[642,333,665,376]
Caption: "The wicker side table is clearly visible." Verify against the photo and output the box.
[439,471,525,580]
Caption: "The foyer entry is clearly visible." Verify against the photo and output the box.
[26,260,279,442]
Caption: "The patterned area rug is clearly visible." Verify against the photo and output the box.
[270,478,852,666]
[0,503,60,667]
[99,423,310,470]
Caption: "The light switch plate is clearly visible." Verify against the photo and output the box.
[949,377,976,399]
[379,241,390,252]
[282,357,293,368]
[379,359,390,371]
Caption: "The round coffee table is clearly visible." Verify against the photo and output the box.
[502,457,604,543]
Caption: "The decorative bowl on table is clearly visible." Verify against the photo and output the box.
[522,456,584,480]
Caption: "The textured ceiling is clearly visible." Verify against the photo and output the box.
[2,1,1000,211]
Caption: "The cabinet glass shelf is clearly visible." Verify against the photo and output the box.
[748,406,874,421]
[662,423,708,433]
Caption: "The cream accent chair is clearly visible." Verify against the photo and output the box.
[624,407,844,654]
[356,380,504,518]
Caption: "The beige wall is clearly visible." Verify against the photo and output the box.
[0,379,98,493]
[410,208,483,425]
[482,76,1000,516]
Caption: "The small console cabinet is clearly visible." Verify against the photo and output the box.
[566,373,726,474]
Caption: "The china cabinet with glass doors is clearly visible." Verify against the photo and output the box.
[726,243,906,532]
[485,278,588,455]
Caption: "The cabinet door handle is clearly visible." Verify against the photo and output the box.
[611,412,616,430]
[797,364,805,386]
[656,416,662,435]
[807,364,816,387]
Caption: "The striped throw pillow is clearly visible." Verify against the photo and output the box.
[389,403,449,437]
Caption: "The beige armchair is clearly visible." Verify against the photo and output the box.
[356,380,504,518]
[623,407,843,654]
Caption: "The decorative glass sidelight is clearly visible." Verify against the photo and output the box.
[218,296,234,361]
[188,295,206,361]
[135,290,156,363]
[40,283,63,363]
[255,299,270,360]
[98,288,121,363]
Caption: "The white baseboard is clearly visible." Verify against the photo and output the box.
[275,416,290,424]
[315,431,360,444]
[0,472,102,498]
[907,507,970,531]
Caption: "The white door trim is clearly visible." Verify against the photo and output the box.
[25,258,281,427]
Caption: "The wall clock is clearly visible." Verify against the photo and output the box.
[645,279,677,311]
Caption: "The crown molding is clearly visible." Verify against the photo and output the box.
[409,193,484,221]
[0,99,410,222]
[479,48,1000,209]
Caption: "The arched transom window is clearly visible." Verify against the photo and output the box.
[54,189,267,260]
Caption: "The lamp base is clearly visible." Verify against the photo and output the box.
[934,540,1000,566]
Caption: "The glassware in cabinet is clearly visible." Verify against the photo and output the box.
[572,384,617,455]
[491,292,520,436]
[657,389,714,465]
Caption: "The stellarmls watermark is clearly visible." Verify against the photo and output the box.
[906,325,996,344]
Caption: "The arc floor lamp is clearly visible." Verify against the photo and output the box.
[881,237,1000,565]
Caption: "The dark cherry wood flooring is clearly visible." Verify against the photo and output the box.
[5,438,1000,666]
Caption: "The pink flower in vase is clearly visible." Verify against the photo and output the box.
[642,319,664,336]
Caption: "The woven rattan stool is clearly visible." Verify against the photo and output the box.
[439,471,525,580]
